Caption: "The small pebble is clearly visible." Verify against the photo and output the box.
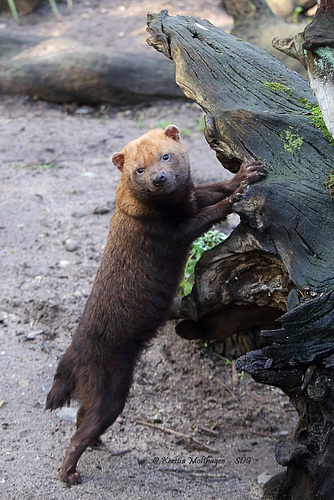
[0,312,8,323]
[56,407,78,424]
[93,205,111,215]
[59,260,70,268]
[257,471,275,485]
[65,238,79,252]
[82,171,98,179]
[141,442,149,452]
[74,106,94,115]
[72,211,89,219]
[24,329,44,341]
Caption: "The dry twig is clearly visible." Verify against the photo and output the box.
[135,420,218,453]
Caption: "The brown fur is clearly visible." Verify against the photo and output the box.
[46,125,265,484]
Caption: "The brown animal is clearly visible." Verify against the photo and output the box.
[46,125,265,484]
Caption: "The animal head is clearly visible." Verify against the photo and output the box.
[111,125,190,204]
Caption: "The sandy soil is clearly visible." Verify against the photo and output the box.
[0,1,297,499]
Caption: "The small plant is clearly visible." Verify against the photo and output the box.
[7,0,19,23]
[153,408,164,421]
[34,163,60,170]
[8,0,73,23]
[292,6,303,24]
[9,163,25,169]
[179,229,226,295]
[180,127,192,138]
[8,163,60,170]
[156,119,174,130]
[48,0,59,16]
[196,116,205,132]
[203,341,232,365]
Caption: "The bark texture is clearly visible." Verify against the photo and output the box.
[147,9,334,499]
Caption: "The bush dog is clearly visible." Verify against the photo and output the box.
[46,125,265,484]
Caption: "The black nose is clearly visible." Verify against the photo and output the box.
[152,172,167,186]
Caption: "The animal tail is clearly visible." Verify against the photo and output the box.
[45,351,76,410]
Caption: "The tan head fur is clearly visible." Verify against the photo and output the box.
[111,125,191,208]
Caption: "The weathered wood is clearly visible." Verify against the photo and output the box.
[220,0,309,77]
[273,0,334,136]
[147,10,334,499]
[0,33,184,104]
[237,345,334,499]
[262,291,334,364]
[147,9,334,335]
[173,223,292,341]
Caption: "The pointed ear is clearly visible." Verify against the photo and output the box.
[111,152,125,172]
[164,125,180,142]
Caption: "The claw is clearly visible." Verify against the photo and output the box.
[239,181,250,190]
[232,192,242,202]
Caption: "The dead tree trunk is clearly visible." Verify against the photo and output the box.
[147,8,334,500]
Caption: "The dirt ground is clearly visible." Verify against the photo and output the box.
[0,1,297,499]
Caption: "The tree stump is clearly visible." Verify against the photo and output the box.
[147,9,334,500]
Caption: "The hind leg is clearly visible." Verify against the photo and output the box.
[61,395,126,484]
[76,405,102,448]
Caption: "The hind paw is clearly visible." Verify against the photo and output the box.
[60,468,82,485]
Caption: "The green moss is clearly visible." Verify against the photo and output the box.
[280,130,303,155]
[305,103,334,146]
[265,81,334,147]
[264,82,293,96]
[325,170,334,197]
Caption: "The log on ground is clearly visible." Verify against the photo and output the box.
[0,33,184,104]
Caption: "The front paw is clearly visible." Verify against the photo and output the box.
[229,181,249,204]
[238,160,266,184]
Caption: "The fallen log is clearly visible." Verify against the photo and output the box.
[0,33,184,104]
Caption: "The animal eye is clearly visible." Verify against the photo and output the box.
[137,168,144,174]
[161,154,170,161]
